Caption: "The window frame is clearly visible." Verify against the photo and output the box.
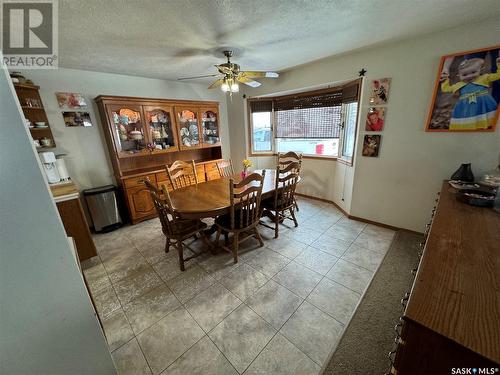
[247,78,362,163]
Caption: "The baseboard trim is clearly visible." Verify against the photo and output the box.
[296,193,423,235]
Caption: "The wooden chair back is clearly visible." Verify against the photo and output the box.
[144,179,177,237]
[274,162,300,210]
[166,160,198,190]
[216,159,234,178]
[229,170,266,231]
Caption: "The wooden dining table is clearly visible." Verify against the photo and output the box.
[167,169,286,220]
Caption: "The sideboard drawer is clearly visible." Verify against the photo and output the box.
[124,174,156,188]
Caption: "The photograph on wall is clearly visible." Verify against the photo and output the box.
[369,78,391,105]
[425,45,500,132]
[365,107,386,131]
[62,111,93,127]
[362,135,381,157]
[55,92,87,109]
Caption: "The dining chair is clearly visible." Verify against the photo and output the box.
[260,162,300,238]
[144,179,210,271]
[216,159,235,178]
[277,151,302,211]
[166,160,198,190]
[214,170,266,264]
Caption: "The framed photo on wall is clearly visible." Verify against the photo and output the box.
[56,92,87,109]
[369,78,391,105]
[365,107,386,131]
[62,111,93,127]
[425,45,500,132]
[362,135,381,157]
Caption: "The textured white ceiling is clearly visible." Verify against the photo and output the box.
[59,0,500,80]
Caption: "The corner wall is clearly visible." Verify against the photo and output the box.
[227,16,500,231]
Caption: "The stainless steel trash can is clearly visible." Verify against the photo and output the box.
[83,185,122,232]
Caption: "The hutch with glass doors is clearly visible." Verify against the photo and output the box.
[95,95,223,223]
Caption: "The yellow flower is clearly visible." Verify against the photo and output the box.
[242,159,253,168]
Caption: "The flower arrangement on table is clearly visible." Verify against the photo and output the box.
[241,159,253,178]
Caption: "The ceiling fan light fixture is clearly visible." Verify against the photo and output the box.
[221,80,230,92]
[230,82,239,92]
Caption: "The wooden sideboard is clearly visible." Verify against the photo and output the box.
[391,182,500,373]
[95,95,224,224]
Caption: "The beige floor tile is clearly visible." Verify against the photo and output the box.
[123,285,180,334]
[152,256,189,282]
[335,217,367,232]
[185,283,241,332]
[341,244,386,272]
[221,263,268,301]
[324,224,361,242]
[288,227,323,245]
[325,259,373,293]
[245,334,320,375]
[307,278,361,324]
[280,302,344,365]
[208,304,276,373]
[83,260,111,294]
[272,262,322,298]
[246,280,303,330]
[113,266,163,305]
[102,308,134,352]
[166,264,216,303]
[293,247,338,275]
[310,234,352,257]
[265,237,307,259]
[103,249,150,283]
[197,252,241,281]
[353,232,393,253]
[112,338,152,375]
[137,307,205,374]
[93,285,121,318]
[161,336,237,375]
[245,249,290,278]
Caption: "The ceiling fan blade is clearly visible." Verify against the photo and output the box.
[177,73,220,81]
[208,78,225,89]
[237,76,262,88]
[240,71,279,79]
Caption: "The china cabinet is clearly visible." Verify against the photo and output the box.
[14,83,56,149]
[95,95,223,223]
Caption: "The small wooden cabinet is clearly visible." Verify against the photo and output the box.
[95,95,223,224]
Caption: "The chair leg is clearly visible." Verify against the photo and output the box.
[290,208,298,227]
[274,210,280,239]
[164,238,170,253]
[232,232,239,264]
[294,197,300,211]
[215,227,222,249]
[255,227,264,247]
[224,231,229,246]
[176,241,185,271]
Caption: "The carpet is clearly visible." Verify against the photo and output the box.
[321,230,423,375]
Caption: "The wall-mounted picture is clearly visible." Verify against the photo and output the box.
[62,111,93,127]
[425,45,500,132]
[362,135,381,157]
[369,78,391,105]
[56,92,87,109]
[365,107,386,131]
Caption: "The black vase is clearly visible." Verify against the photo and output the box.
[450,163,474,182]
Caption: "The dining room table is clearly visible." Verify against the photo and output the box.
[166,168,299,221]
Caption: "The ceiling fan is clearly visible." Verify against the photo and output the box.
[177,50,279,94]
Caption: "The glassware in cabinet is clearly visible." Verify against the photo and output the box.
[201,108,220,146]
[175,107,201,149]
[144,106,179,152]
[108,105,146,155]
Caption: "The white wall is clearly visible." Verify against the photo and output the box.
[228,16,500,232]
[19,68,230,190]
[0,66,116,374]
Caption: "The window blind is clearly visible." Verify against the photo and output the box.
[249,99,273,113]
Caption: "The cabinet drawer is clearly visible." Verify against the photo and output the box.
[155,171,168,183]
[123,174,156,188]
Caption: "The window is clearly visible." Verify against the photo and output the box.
[248,80,360,160]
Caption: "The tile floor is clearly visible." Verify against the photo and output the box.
[83,197,396,375]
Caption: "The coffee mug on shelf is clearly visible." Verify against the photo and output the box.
[41,137,52,147]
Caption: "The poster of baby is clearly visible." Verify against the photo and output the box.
[426,45,500,132]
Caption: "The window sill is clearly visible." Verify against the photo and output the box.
[336,157,354,166]
[249,152,338,161]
